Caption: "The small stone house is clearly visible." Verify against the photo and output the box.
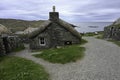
[104,18,120,40]
[29,7,81,50]
[0,24,24,55]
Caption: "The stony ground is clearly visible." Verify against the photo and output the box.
[11,37,120,80]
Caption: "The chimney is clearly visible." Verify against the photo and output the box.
[49,6,59,22]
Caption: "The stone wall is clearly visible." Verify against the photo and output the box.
[0,34,24,55]
[0,36,6,55]
[104,25,120,40]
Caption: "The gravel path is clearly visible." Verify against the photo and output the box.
[11,37,120,80]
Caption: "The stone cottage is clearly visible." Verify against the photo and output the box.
[0,24,24,55]
[104,18,120,40]
[29,6,81,50]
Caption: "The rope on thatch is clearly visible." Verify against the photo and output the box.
[29,21,51,39]
[57,19,81,40]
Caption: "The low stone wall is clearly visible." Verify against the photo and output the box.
[0,34,24,56]
[0,36,6,55]
[104,26,120,40]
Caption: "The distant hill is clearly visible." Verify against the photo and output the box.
[0,18,45,32]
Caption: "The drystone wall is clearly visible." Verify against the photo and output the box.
[104,26,120,40]
[0,36,6,55]
[0,34,24,56]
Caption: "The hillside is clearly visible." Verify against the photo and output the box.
[0,18,45,32]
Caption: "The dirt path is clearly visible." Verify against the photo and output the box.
[11,37,120,80]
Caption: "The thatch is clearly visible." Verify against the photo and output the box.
[69,24,77,27]
[29,19,81,40]
[24,27,38,34]
[114,18,120,25]
[57,19,81,39]
[29,20,51,38]
[0,24,11,35]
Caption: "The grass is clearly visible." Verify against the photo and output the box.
[33,39,87,64]
[83,32,98,36]
[95,31,104,39]
[93,32,120,47]
[0,56,50,80]
[81,39,88,45]
[95,35,120,47]
[108,40,120,47]
[95,35,104,39]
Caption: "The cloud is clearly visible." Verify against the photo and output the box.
[0,0,120,22]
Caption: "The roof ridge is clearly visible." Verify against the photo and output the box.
[29,20,51,38]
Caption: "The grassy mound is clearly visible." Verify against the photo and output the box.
[83,32,98,36]
[33,45,85,64]
[0,56,50,80]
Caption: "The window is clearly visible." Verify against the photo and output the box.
[39,37,46,46]
[64,41,72,45]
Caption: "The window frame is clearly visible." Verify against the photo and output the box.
[39,37,46,46]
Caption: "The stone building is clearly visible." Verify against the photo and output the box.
[0,24,10,55]
[104,18,120,40]
[29,7,81,50]
[0,24,24,55]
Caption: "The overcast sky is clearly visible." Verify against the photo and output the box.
[0,0,120,22]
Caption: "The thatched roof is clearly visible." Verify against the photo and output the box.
[29,19,81,39]
[24,27,38,34]
[29,20,51,38]
[58,19,81,39]
[0,24,11,35]
[114,18,120,25]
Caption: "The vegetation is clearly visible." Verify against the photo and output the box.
[83,32,98,36]
[83,31,104,37]
[108,40,120,47]
[33,45,85,64]
[95,33,104,39]
[33,39,87,64]
[81,39,88,45]
[113,24,120,28]
[0,19,45,32]
[96,35,103,39]
[94,31,120,47]
[0,56,50,80]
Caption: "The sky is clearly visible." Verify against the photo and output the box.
[0,0,120,22]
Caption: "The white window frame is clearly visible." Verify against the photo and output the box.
[39,37,46,46]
